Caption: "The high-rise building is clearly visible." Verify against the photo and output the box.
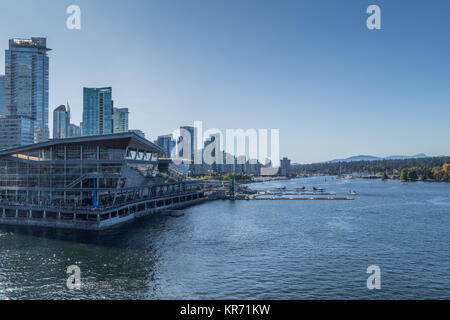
[156,134,176,158]
[0,115,34,150]
[82,87,113,136]
[112,107,129,133]
[180,126,197,163]
[53,104,70,139]
[0,75,5,115]
[69,123,82,137]
[5,37,51,143]
[280,157,291,176]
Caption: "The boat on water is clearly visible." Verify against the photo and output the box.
[349,190,358,195]
[294,187,306,192]
[313,187,325,192]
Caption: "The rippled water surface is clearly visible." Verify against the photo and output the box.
[1,177,449,300]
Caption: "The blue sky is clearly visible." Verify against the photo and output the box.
[1,0,450,163]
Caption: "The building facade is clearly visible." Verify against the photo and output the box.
[5,38,50,143]
[180,126,197,163]
[280,157,291,176]
[0,75,5,115]
[53,105,70,139]
[69,123,82,137]
[112,107,129,133]
[0,115,34,150]
[82,87,113,136]
[156,134,176,158]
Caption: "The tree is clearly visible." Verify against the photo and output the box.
[381,171,389,181]
[400,169,408,181]
[407,169,418,181]
[443,164,450,182]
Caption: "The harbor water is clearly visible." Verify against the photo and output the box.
[0,177,449,299]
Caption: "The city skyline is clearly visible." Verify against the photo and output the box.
[1,1,450,163]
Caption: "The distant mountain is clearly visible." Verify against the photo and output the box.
[329,153,429,163]
[384,153,427,160]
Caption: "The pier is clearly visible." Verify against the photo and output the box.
[0,189,205,230]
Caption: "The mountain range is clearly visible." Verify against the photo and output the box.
[329,153,429,163]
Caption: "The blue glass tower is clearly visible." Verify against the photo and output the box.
[0,75,5,115]
[5,38,51,143]
[83,87,113,136]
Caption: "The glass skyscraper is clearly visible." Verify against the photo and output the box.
[157,134,176,158]
[53,104,70,139]
[0,75,5,115]
[5,38,50,143]
[0,115,34,150]
[112,107,129,133]
[83,87,113,136]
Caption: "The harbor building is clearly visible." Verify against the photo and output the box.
[112,107,129,133]
[0,132,204,230]
[82,87,113,136]
[5,38,51,143]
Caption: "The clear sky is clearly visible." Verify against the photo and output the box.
[1,0,449,163]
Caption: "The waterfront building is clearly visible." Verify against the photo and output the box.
[0,75,5,115]
[53,104,70,139]
[0,115,34,150]
[156,134,176,158]
[68,123,82,137]
[82,87,113,136]
[129,129,145,138]
[280,157,291,176]
[5,38,50,143]
[112,107,129,133]
[0,132,204,230]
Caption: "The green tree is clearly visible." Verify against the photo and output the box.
[407,169,418,181]
[400,169,408,181]
[381,171,389,181]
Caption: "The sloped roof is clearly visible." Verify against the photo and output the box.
[0,132,162,156]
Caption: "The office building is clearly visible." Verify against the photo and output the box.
[0,75,5,115]
[280,157,291,176]
[82,87,113,136]
[53,104,70,139]
[69,123,82,137]
[112,107,129,133]
[0,115,34,150]
[5,38,51,143]
[156,134,176,158]
[180,126,197,163]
